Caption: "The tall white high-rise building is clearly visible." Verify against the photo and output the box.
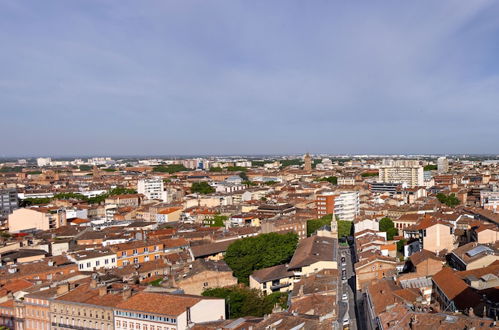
[378,165,424,187]
[137,177,167,202]
[36,157,51,167]
[316,191,360,221]
[437,157,449,173]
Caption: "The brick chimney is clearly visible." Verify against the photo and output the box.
[99,285,108,297]
[122,286,132,300]
[57,282,70,295]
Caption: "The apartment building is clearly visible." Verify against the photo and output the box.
[110,241,164,267]
[114,292,225,330]
[105,194,143,208]
[8,207,67,233]
[260,215,308,239]
[437,157,449,173]
[0,189,18,219]
[378,165,424,187]
[137,177,168,202]
[316,191,359,221]
[50,281,124,330]
[24,288,57,330]
[67,250,117,272]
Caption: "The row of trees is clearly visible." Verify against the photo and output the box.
[202,286,287,318]
[152,164,188,173]
[22,187,137,206]
[314,176,338,185]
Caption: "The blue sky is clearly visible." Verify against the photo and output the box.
[1,0,499,156]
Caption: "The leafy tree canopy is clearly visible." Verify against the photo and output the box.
[79,165,92,171]
[191,182,215,194]
[152,164,188,174]
[202,286,288,319]
[227,166,248,172]
[424,165,438,171]
[379,217,398,240]
[306,214,352,238]
[207,214,227,227]
[314,176,338,185]
[225,232,298,285]
[436,193,460,207]
[361,172,378,177]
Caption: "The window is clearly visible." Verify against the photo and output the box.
[133,249,138,255]
[144,247,149,252]
[105,259,109,264]
[122,252,127,257]
[112,258,116,263]
[96,260,100,267]
[133,258,139,264]
[86,262,91,268]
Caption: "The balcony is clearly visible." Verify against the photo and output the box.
[271,282,291,291]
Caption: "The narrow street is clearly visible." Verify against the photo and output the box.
[338,244,358,330]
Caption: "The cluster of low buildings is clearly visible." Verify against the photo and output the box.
[0,155,498,329]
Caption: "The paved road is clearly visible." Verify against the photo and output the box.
[338,245,358,330]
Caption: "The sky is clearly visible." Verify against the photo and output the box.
[1,0,499,157]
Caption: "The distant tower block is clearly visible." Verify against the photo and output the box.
[304,153,312,172]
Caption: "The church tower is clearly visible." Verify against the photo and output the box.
[330,210,338,239]
[304,153,312,172]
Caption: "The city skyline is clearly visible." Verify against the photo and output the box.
[2,1,499,156]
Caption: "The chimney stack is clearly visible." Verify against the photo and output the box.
[99,285,108,297]
[57,282,70,295]
[122,286,132,300]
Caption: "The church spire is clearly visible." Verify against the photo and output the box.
[331,210,338,239]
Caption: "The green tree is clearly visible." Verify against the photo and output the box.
[224,232,298,285]
[280,159,303,167]
[436,193,460,207]
[191,182,215,194]
[424,165,437,171]
[306,214,352,238]
[209,167,223,172]
[227,166,247,172]
[21,197,52,206]
[209,215,227,227]
[239,171,249,181]
[79,165,92,171]
[307,214,332,236]
[263,180,278,186]
[202,286,288,318]
[152,164,188,174]
[361,172,378,177]
[379,217,397,240]
[397,239,406,253]
[314,176,338,185]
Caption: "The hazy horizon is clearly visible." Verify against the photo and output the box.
[2,0,499,156]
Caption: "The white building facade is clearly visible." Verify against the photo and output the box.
[137,177,168,202]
